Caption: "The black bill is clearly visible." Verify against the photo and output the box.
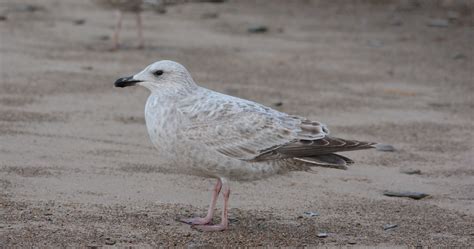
[114,76,142,88]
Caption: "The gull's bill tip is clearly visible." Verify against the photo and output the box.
[114,76,142,88]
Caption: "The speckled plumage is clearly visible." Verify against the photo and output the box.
[114,60,376,231]
[117,60,375,181]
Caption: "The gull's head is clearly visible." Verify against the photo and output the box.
[114,60,195,91]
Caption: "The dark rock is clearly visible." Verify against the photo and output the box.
[273,102,283,107]
[201,12,218,19]
[375,144,396,152]
[248,26,268,33]
[400,169,421,175]
[98,35,110,41]
[81,66,93,71]
[447,11,460,20]
[452,53,467,60]
[0,15,7,21]
[390,18,403,26]
[13,4,44,13]
[383,190,429,200]
[383,224,398,230]
[74,19,86,25]
[427,18,449,28]
[104,238,116,245]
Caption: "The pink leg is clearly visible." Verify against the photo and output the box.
[136,12,144,49]
[180,179,222,225]
[193,178,230,231]
[112,10,123,50]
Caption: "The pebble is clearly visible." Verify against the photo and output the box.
[0,15,7,21]
[383,190,429,200]
[317,232,328,238]
[201,12,218,19]
[13,4,44,13]
[447,11,460,20]
[383,224,398,230]
[452,53,467,60]
[400,169,421,175]
[427,18,449,28]
[99,35,110,41]
[74,19,86,25]
[390,18,403,26]
[273,102,283,107]
[81,66,93,71]
[104,238,116,245]
[375,144,396,152]
[367,39,383,48]
[348,241,357,245]
[303,211,319,217]
[248,26,268,33]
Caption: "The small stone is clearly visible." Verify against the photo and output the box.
[383,190,429,200]
[201,12,218,19]
[427,18,449,28]
[400,169,421,175]
[0,15,7,21]
[383,224,398,230]
[447,11,460,20]
[304,211,319,217]
[229,217,239,223]
[104,238,116,245]
[390,19,403,26]
[348,241,357,245]
[376,144,396,152]
[98,35,110,41]
[74,19,86,25]
[14,4,44,12]
[248,26,268,33]
[317,232,328,238]
[368,39,383,48]
[273,102,283,107]
[452,53,467,60]
[81,66,93,71]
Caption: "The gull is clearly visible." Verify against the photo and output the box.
[94,0,224,50]
[114,60,376,231]
[94,0,165,49]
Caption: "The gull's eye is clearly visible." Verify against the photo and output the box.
[153,70,164,76]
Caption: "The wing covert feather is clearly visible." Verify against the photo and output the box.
[178,93,329,161]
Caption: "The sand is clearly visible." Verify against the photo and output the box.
[1,0,473,247]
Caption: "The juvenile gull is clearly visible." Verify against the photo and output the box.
[115,60,376,231]
[94,0,225,50]
[94,0,163,49]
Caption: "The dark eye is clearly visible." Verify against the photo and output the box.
[153,70,163,76]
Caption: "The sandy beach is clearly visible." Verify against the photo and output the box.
[1,0,473,247]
